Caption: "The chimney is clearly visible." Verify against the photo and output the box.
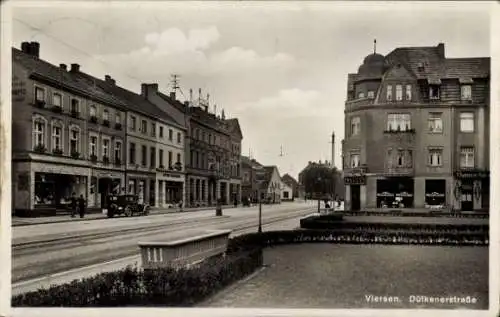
[437,43,445,59]
[30,42,40,58]
[59,64,67,71]
[70,63,80,73]
[141,83,158,98]
[105,75,115,85]
[170,92,176,100]
[21,42,31,54]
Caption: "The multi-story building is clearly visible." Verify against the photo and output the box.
[70,74,187,208]
[12,42,127,215]
[241,156,264,202]
[226,118,243,204]
[342,42,490,212]
[141,84,242,207]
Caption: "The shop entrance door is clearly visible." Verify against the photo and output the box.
[351,185,361,211]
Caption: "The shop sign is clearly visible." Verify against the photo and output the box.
[454,170,489,179]
[396,192,413,198]
[344,175,366,185]
[376,192,394,197]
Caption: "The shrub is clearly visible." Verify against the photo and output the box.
[12,249,262,307]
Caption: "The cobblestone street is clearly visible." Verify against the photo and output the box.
[202,244,488,309]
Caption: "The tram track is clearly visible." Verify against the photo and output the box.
[12,207,314,283]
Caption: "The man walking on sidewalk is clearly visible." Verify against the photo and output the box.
[78,194,86,218]
[70,192,77,218]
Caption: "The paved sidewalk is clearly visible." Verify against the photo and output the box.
[11,205,236,226]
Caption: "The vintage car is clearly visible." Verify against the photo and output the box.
[103,194,150,218]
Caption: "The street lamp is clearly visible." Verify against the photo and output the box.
[215,161,223,216]
[258,189,263,233]
[316,176,322,213]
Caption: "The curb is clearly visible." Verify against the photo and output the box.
[12,205,237,227]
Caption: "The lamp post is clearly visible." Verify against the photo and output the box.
[215,161,223,216]
[317,176,321,214]
[258,189,263,233]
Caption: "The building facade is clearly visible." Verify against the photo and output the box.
[282,173,299,199]
[280,180,293,201]
[141,84,243,207]
[241,156,264,203]
[12,42,127,215]
[257,166,282,204]
[342,43,490,212]
[226,118,243,204]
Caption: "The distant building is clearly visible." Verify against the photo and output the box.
[241,156,264,202]
[343,42,490,211]
[280,180,293,201]
[257,166,282,204]
[282,173,299,198]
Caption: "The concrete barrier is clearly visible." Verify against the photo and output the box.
[138,229,232,270]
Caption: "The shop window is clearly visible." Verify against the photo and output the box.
[425,179,446,206]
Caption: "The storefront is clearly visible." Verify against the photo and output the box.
[376,177,414,208]
[158,171,184,207]
[91,169,124,208]
[126,172,155,205]
[425,179,446,206]
[344,175,366,211]
[454,170,489,211]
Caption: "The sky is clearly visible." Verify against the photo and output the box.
[9,1,491,180]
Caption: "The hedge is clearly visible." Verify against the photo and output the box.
[226,230,488,253]
[12,249,263,307]
[341,210,489,219]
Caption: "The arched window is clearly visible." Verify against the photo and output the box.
[32,115,47,150]
[51,120,64,152]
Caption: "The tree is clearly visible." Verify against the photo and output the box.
[303,164,339,200]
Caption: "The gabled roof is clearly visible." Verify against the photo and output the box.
[226,118,243,140]
[13,48,127,109]
[241,155,263,169]
[282,173,298,187]
[257,165,280,190]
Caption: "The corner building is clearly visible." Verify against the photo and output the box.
[342,43,490,212]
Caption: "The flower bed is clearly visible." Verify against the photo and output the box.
[227,230,488,253]
[12,249,263,307]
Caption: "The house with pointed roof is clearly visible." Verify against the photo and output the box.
[241,155,265,202]
[256,165,282,204]
[343,42,490,212]
[282,173,299,199]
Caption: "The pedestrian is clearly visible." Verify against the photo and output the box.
[70,192,77,218]
[78,194,86,218]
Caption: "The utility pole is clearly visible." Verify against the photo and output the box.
[171,74,180,94]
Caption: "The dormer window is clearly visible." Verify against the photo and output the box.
[358,92,365,99]
[461,85,472,101]
[386,85,393,101]
[367,91,375,99]
[429,85,440,100]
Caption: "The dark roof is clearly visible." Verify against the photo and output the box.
[241,156,263,169]
[282,173,298,187]
[13,48,127,109]
[74,72,184,129]
[257,165,279,190]
[443,58,490,79]
[225,118,243,139]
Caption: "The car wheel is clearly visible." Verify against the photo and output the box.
[124,206,132,217]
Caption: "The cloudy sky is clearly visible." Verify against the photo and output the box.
[10,1,491,179]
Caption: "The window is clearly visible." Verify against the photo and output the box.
[102,139,110,158]
[141,145,147,166]
[159,126,164,138]
[151,123,156,137]
[159,149,164,167]
[89,105,97,117]
[177,132,182,144]
[53,93,62,107]
[69,127,80,154]
[387,114,411,131]
[428,149,443,166]
[33,118,46,147]
[460,112,474,132]
[358,92,365,99]
[405,84,412,101]
[177,153,181,164]
[367,91,375,99]
[396,150,404,167]
[386,85,393,101]
[129,142,136,164]
[196,129,200,140]
[461,85,472,101]
[115,113,121,124]
[396,85,403,101]
[460,147,475,168]
[201,153,205,169]
[350,117,361,136]
[103,110,109,121]
[150,147,156,168]
[114,141,122,162]
[202,132,206,142]
[71,99,79,113]
[141,120,147,134]
[168,151,173,168]
[350,153,360,168]
[428,113,443,133]
[52,125,62,151]
[35,86,45,102]
[89,136,97,156]
[169,129,173,141]
[429,85,440,100]
[208,134,212,144]
[130,116,136,130]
